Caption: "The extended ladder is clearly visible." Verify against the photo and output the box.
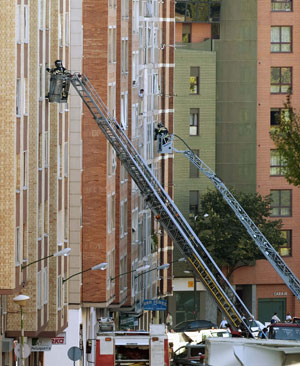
[70,73,254,334]
[171,138,300,300]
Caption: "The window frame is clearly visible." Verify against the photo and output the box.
[271,26,292,53]
[279,230,292,257]
[189,149,199,178]
[270,67,292,94]
[189,108,199,136]
[270,108,291,127]
[189,190,199,216]
[270,189,292,217]
[271,0,292,12]
[190,67,200,95]
[270,149,287,176]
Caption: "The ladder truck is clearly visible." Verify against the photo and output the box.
[48,72,300,337]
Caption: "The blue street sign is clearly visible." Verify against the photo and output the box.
[144,299,167,311]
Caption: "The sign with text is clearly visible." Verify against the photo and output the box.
[144,299,167,311]
[31,338,52,352]
[51,332,66,345]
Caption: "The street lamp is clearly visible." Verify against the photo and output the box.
[21,248,71,271]
[135,263,170,279]
[13,294,30,366]
[62,262,108,283]
[110,265,150,281]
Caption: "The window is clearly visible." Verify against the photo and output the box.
[44,132,49,167]
[37,271,42,309]
[271,26,292,52]
[279,230,292,256]
[189,191,199,216]
[190,67,199,94]
[43,267,48,303]
[271,0,292,12]
[189,108,199,136]
[271,67,292,94]
[189,149,199,178]
[16,79,21,116]
[270,108,291,127]
[270,190,291,217]
[112,194,116,230]
[64,142,68,177]
[16,5,21,43]
[270,150,286,176]
[107,195,112,233]
[15,227,21,264]
[122,0,129,18]
[121,39,128,73]
[24,5,29,43]
[57,276,62,309]
[65,13,69,46]
[120,200,128,237]
[121,92,128,129]
[182,24,191,43]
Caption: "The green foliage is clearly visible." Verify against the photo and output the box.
[270,94,300,186]
[191,189,284,278]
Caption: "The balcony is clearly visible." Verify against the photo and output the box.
[175,0,221,23]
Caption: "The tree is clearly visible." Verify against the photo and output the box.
[270,94,300,186]
[191,189,285,279]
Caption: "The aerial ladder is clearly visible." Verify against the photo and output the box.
[48,72,298,335]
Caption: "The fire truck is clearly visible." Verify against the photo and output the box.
[94,322,169,366]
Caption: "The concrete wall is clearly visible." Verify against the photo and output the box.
[214,0,257,192]
[174,48,216,217]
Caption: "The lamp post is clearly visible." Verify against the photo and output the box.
[21,248,71,271]
[13,295,30,366]
[184,270,197,319]
[63,262,108,283]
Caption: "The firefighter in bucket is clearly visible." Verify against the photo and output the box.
[46,60,71,103]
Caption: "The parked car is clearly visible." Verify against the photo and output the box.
[174,320,217,332]
[172,344,205,366]
[248,318,265,338]
[268,323,300,341]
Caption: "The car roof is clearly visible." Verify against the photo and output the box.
[269,323,300,328]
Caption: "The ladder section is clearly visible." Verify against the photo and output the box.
[180,147,300,300]
[70,74,254,333]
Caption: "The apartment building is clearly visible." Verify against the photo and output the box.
[171,0,300,326]
[0,0,70,366]
[45,0,174,364]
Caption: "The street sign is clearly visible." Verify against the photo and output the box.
[14,343,31,359]
[144,299,167,311]
[67,346,82,362]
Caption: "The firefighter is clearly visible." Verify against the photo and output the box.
[46,60,71,100]
[154,123,169,141]
[46,60,70,75]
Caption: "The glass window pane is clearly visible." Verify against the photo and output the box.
[281,44,291,52]
[281,190,291,205]
[280,207,291,216]
[271,208,280,216]
[271,44,280,52]
[281,85,290,93]
[271,68,280,83]
[271,85,280,93]
[271,190,280,205]
[282,27,291,42]
[281,68,291,83]
[271,27,280,42]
